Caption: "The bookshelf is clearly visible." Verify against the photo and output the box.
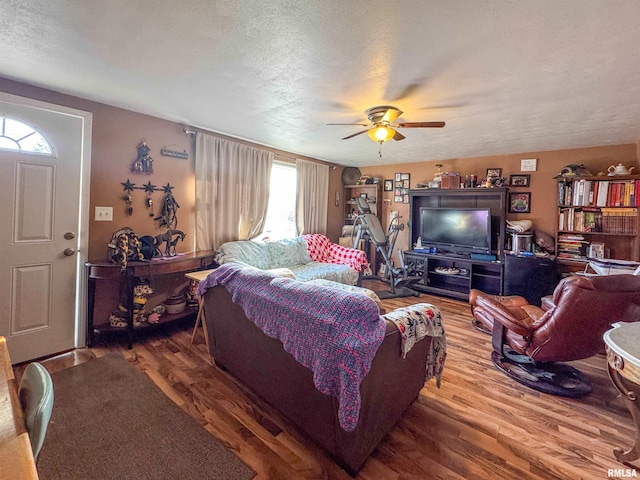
[555,175,640,265]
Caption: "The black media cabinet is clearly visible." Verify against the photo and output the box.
[404,251,503,300]
[406,187,509,299]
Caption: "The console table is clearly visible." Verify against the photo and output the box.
[604,322,640,467]
[86,250,217,348]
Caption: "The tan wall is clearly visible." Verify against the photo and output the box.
[0,77,330,262]
[3,77,638,263]
[328,144,639,265]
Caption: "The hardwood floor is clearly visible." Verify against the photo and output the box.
[23,289,638,479]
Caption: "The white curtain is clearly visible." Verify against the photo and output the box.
[295,158,329,235]
[195,133,273,250]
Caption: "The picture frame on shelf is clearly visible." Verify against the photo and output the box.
[486,168,502,179]
[588,242,605,259]
[509,192,531,213]
[509,174,531,187]
[359,193,368,199]
[384,179,393,191]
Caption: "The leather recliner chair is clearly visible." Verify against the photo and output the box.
[469,274,640,397]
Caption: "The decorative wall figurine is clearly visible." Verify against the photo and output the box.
[154,183,179,229]
[131,139,154,174]
[121,179,136,215]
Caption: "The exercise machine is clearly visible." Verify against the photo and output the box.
[351,197,420,299]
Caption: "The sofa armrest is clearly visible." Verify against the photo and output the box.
[326,242,369,271]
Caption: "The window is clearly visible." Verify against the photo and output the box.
[261,161,297,240]
[0,115,53,155]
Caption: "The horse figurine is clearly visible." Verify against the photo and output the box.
[154,229,186,256]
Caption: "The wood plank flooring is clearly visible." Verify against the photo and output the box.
[21,287,639,479]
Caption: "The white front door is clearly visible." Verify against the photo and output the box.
[0,94,91,364]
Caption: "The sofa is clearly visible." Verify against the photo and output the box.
[198,264,446,475]
[215,234,368,285]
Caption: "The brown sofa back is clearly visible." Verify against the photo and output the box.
[203,285,433,475]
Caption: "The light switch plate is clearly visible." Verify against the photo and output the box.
[95,206,113,221]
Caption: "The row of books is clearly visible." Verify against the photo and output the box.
[558,207,638,234]
[556,234,588,260]
[558,179,640,207]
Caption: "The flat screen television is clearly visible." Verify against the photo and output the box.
[419,207,492,255]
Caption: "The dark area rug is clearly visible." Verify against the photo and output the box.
[37,352,255,480]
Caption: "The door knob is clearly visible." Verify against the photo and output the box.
[63,248,76,256]
[64,232,76,240]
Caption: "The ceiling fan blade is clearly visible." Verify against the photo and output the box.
[395,121,446,128]
[327,123,369,126]
[392,130,406,141]
[381,108,402,124]
[341,129,369,140]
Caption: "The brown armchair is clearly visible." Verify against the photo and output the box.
[469,274,640,397]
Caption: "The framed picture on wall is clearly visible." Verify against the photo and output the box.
[394,172,402,182]
[509,174,530,187]
[384,179,393,191]
[509,192,531,213]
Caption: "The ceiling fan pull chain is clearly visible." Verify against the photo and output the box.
[378,142,383,158]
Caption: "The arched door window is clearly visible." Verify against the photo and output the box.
[0,115,54,155]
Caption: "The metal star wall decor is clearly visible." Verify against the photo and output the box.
[142,181,157,194]
[162,183,174,194]
[121,179,136,192]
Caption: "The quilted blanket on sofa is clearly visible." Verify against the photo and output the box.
[197,263,386,431]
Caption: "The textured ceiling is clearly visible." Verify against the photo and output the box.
[2,0,640,167]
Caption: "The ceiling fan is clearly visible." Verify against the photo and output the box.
[328,105,445,143]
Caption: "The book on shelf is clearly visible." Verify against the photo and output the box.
[559,178,640,207]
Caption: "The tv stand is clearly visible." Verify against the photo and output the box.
[404,251,503,300]
[407,187,508,299]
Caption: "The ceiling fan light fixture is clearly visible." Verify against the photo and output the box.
[368,126,395,142]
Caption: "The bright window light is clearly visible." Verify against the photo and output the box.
[261,162,297,240]
[0,115,53,155]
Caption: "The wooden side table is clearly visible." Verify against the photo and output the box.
[604,322,640,467]
[185,269,217,350]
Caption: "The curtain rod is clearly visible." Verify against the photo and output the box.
[183,126,336,168]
